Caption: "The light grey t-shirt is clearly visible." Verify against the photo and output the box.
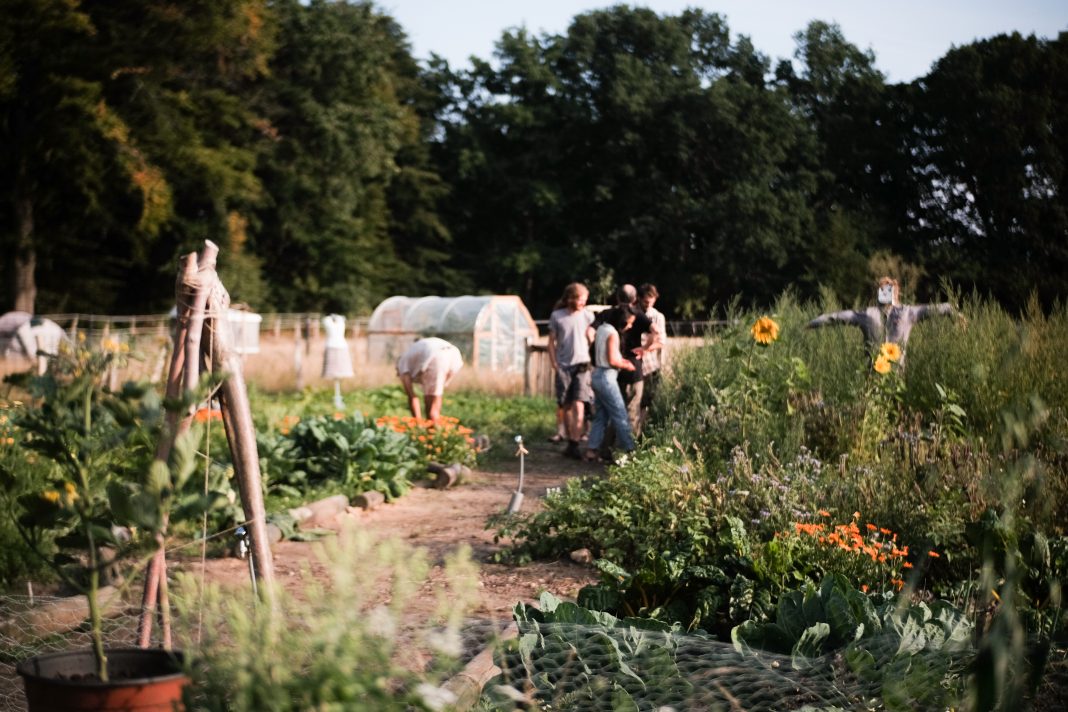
[549,307,594,368]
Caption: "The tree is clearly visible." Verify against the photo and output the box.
[0,0,157,312]
[776,21,903,303]
[905,32,1068,308]
[0,0,273,313]
[432,6,822,315]
[250,0,440,313]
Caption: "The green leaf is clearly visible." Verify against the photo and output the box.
[147,460,171,496]
[791,622,830,665]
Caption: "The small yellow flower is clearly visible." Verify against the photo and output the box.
[873,356,891,374]
[42,490,61,504]
[750,316,779,345]
[879,342,902,362]
[101,338,120,353]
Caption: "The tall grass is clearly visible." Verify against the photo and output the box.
[651,292,1068,542]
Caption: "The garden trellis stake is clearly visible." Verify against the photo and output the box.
[507,435,528,514]
[137,241,276,648]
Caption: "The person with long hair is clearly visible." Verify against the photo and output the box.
[584,305,638,462]
[548,282,595,458]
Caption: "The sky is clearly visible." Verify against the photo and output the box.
[383,0,1067,83]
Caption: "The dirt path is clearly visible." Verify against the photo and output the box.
[186,439,601,632]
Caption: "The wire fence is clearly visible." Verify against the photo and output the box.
[0,593,152,711]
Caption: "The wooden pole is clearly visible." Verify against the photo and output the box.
[441,622,519,710]
[203,249,275,596]
[138,252,199,648]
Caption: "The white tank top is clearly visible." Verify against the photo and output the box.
[594,323,617,368]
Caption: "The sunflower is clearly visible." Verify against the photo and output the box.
[750,316,780,345]
[873,356,892,374]
[879,342,902,362]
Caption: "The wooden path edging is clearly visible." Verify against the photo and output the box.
[440,621,519,710]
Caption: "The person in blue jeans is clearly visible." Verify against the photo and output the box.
[584,306,638,462]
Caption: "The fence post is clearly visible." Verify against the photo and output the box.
[523,337,532,397]
[294,320,305,391]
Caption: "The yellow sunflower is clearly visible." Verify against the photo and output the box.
[873,356,892,374]
[879,342,902,362]
[750,316,780,345]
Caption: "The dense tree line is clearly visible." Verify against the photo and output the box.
[1,2,1065,317]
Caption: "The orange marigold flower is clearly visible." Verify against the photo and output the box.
[873,356,892,374]
[861,584,869,593]
[902,562,913,569]
[880,527,892,535]
[42,490,61,504]
[818,509,831,517]
[866,523,877,531]
[928,550,940,558]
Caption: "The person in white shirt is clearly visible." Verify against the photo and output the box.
[396,337,464,421]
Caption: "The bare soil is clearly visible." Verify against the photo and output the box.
[184,438,601,635]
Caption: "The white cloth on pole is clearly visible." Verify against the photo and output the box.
[321,314,353,378]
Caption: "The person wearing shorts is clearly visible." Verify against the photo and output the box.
[396,337,464,421]
[548,282,594,458]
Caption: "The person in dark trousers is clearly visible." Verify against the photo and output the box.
[593,284,659,434]
[636,283,666,434]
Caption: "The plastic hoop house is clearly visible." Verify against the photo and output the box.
[367,295,538,373]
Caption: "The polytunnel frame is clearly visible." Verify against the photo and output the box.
[367,295,538,373]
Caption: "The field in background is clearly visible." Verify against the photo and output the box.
[0,322,704,398]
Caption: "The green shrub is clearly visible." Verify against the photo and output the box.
[258,412,420,501]
[733,575,973,711]
[176,526,478,711]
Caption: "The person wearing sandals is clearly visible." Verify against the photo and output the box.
[584,306,638,462]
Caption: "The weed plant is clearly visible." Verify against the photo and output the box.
[176,525,479,711]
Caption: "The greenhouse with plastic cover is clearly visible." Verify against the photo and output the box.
[366,295,539,373]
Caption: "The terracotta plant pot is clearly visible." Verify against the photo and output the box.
[17,648,187,711]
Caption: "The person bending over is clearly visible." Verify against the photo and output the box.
[396,337,463,421]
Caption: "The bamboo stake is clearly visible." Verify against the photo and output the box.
[138,252,199,648]
[203,249,276,596]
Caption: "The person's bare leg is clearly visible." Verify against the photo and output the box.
[574,401,585,440]
[549,405,566,441]
[400,374,421,419]
[425,394,444,421]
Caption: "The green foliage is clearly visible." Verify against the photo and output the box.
[488,591,694,711]
[375,414,477,468]
[0,398,53,586]
[0,344,223,678]
[250,0,443,312]
[176,525,479,711]
[258,412,419,501]
[733,576,973,711]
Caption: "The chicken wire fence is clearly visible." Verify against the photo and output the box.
[0,593,154,711]
[480,619,977,711]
